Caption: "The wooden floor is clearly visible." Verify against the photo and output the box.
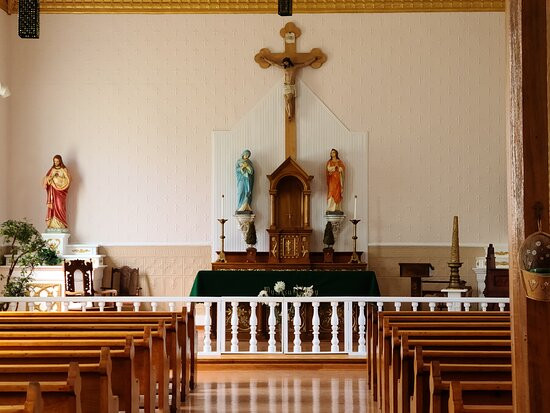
[181,366,374,412]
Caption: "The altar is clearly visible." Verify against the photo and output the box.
[190,270,379,297]
[191,270,379,345]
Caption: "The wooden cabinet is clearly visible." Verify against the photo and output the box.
[266,157,314,264]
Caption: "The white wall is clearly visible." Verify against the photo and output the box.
[0,13,8,223]
[6,13,506,246]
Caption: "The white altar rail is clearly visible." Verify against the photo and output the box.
[0,296,510,356]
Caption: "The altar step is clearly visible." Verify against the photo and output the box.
[198,354,366,370]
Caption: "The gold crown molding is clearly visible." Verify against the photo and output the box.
[2,1,504,15]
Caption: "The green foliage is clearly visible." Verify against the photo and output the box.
[0,220,48,308]
[3,272,33,298]
[323,221,335,247]
[37,247,62,266]
[245,222,257,246]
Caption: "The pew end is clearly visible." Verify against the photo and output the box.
[0,382,43,413]
[448,381,513,413]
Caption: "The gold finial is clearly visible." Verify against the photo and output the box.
[447,215,464,289]
[450,216,460,263]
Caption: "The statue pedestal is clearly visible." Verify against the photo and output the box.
[441,288,468,311]
[234,213,256,244]
[42,233,71,256]
[324,214,346,242]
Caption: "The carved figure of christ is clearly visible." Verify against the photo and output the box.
[255,23,327,159]
[257,54,319,121]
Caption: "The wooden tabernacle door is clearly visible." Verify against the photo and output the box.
[267,157,313,264]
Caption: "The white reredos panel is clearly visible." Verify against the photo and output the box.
[212,81,367,260]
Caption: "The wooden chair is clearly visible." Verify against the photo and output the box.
[484,244,509,310]
[102,266,141,311]
[107,266,141,297]
[63,260,117,310]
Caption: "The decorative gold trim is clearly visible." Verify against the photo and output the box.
[71,248,91,254]
[4,0,504,15]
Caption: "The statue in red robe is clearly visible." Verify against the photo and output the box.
[43,155,71,232]
[326,149,345,214]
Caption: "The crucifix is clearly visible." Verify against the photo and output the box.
[255,23,327,159]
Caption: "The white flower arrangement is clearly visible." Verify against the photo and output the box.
[293,285,314,297]
[258,281,316,298]
[274,281,286,294]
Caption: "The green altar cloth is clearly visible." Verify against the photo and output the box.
[189,270,380,297]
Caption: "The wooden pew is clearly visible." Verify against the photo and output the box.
[397,335,511,413]
[448,381,513,413]
[367,305,378,399]
[369,311,512,413]
[0,327,164,412]
[0,382,43,413]
[430,361,511,413]
[187,303,198,392]
[0,341,139,413]
[0,311,188,408]
[0,306,197,402]
[0,329,161,413]
[0,346,138,413]
[0,349,118,413]
[0,308,194,392]
[375,314,509,388]
[412,346,511,413]
[373,311,510,407]
[0,320,171,413]
[381,322,510,413]
[392,328,510,412]
[0,364,81,413]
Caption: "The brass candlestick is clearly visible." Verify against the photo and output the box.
[216,218,228,263]
[349,219,361,264]
[447,216,463,289]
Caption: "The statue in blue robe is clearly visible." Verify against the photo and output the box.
[236,149,254,214]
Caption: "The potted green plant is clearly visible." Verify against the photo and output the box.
[323,221,335,263]
[245,221,257,263]
[0,219,56,310]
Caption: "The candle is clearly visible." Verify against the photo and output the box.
[353,195,357,219]
[450,216,460,262]
[221,194,225,219]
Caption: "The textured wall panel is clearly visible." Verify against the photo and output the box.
[6,13,506,246]
[99,244,486,298]
[100,245,211,296]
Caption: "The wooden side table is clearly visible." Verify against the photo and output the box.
[399,263,434,296]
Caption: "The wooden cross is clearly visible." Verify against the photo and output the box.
[255,23,327,159]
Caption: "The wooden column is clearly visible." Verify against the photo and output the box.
[507,1,550,411]
[269,192,276,228]
[303,192,310,228]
